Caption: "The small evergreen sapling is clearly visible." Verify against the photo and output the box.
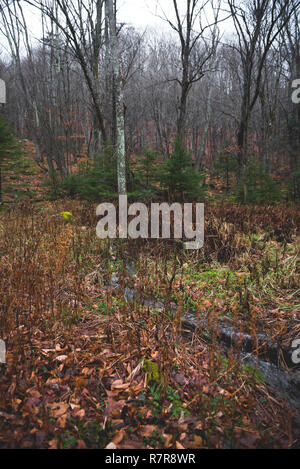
[0,114,19,204]
[161,138,204,201]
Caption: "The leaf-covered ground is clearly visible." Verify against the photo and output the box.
[0,202,299,449]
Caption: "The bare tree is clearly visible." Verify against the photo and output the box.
[0,0,89,176]
[0,0,43,162]
[228,0,300,200]
[25,0,107,157]
[194,0,221,170]
[282,2,300,195]
[106,0,126,194]
[161,0,223,139]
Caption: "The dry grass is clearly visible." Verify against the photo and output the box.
[0,201,299,449]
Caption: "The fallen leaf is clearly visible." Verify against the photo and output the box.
[106,442,117,449]
[77,440,87,449]
[73,408,85,419]
[75,377,88,389]
[139,425,156,437]
[111,380,130,391]
[188,435,203,449]
[55,355,68,362]
[49,439,58,449]
[176,441,185,449]
[163,434,173,448]
[112,430,125,446]
[48,402,69,418]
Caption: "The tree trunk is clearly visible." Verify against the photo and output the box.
[177,81,190,139]
[106,0,126,195]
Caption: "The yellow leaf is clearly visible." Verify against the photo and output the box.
[61,212,73,222]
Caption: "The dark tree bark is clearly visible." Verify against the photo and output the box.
[228,0,300,200]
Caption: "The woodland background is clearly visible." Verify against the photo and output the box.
[0,0,299,451]
[0,0,299,204]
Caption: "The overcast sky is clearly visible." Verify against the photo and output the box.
[0,0,234,57]
[119,0,169,29]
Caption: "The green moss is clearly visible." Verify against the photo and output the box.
[143,359,163,385]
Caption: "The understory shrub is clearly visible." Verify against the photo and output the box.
[236,159,282,204]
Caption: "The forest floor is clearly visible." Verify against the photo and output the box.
[1,140,46,203]
[0,200,299,449]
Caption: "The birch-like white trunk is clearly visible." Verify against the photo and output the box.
[106,0,126,195]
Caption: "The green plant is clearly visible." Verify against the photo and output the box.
[136,147,162,188]
[77,421,108,448]
[0,114,22,203]
[44,170,64,200]
[214,143,238,192]
[143,359,162,385]
[130,148,164,200]
[51,145,119,201]
[166,385,187,418]
[161,138,205,201]
[143,428,165,447]
[243,365,265,385]
[237,159,282,204]
[60,430,77,449]
[288,170,300,201]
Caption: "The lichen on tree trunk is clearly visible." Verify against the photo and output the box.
[106,0,126,195]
